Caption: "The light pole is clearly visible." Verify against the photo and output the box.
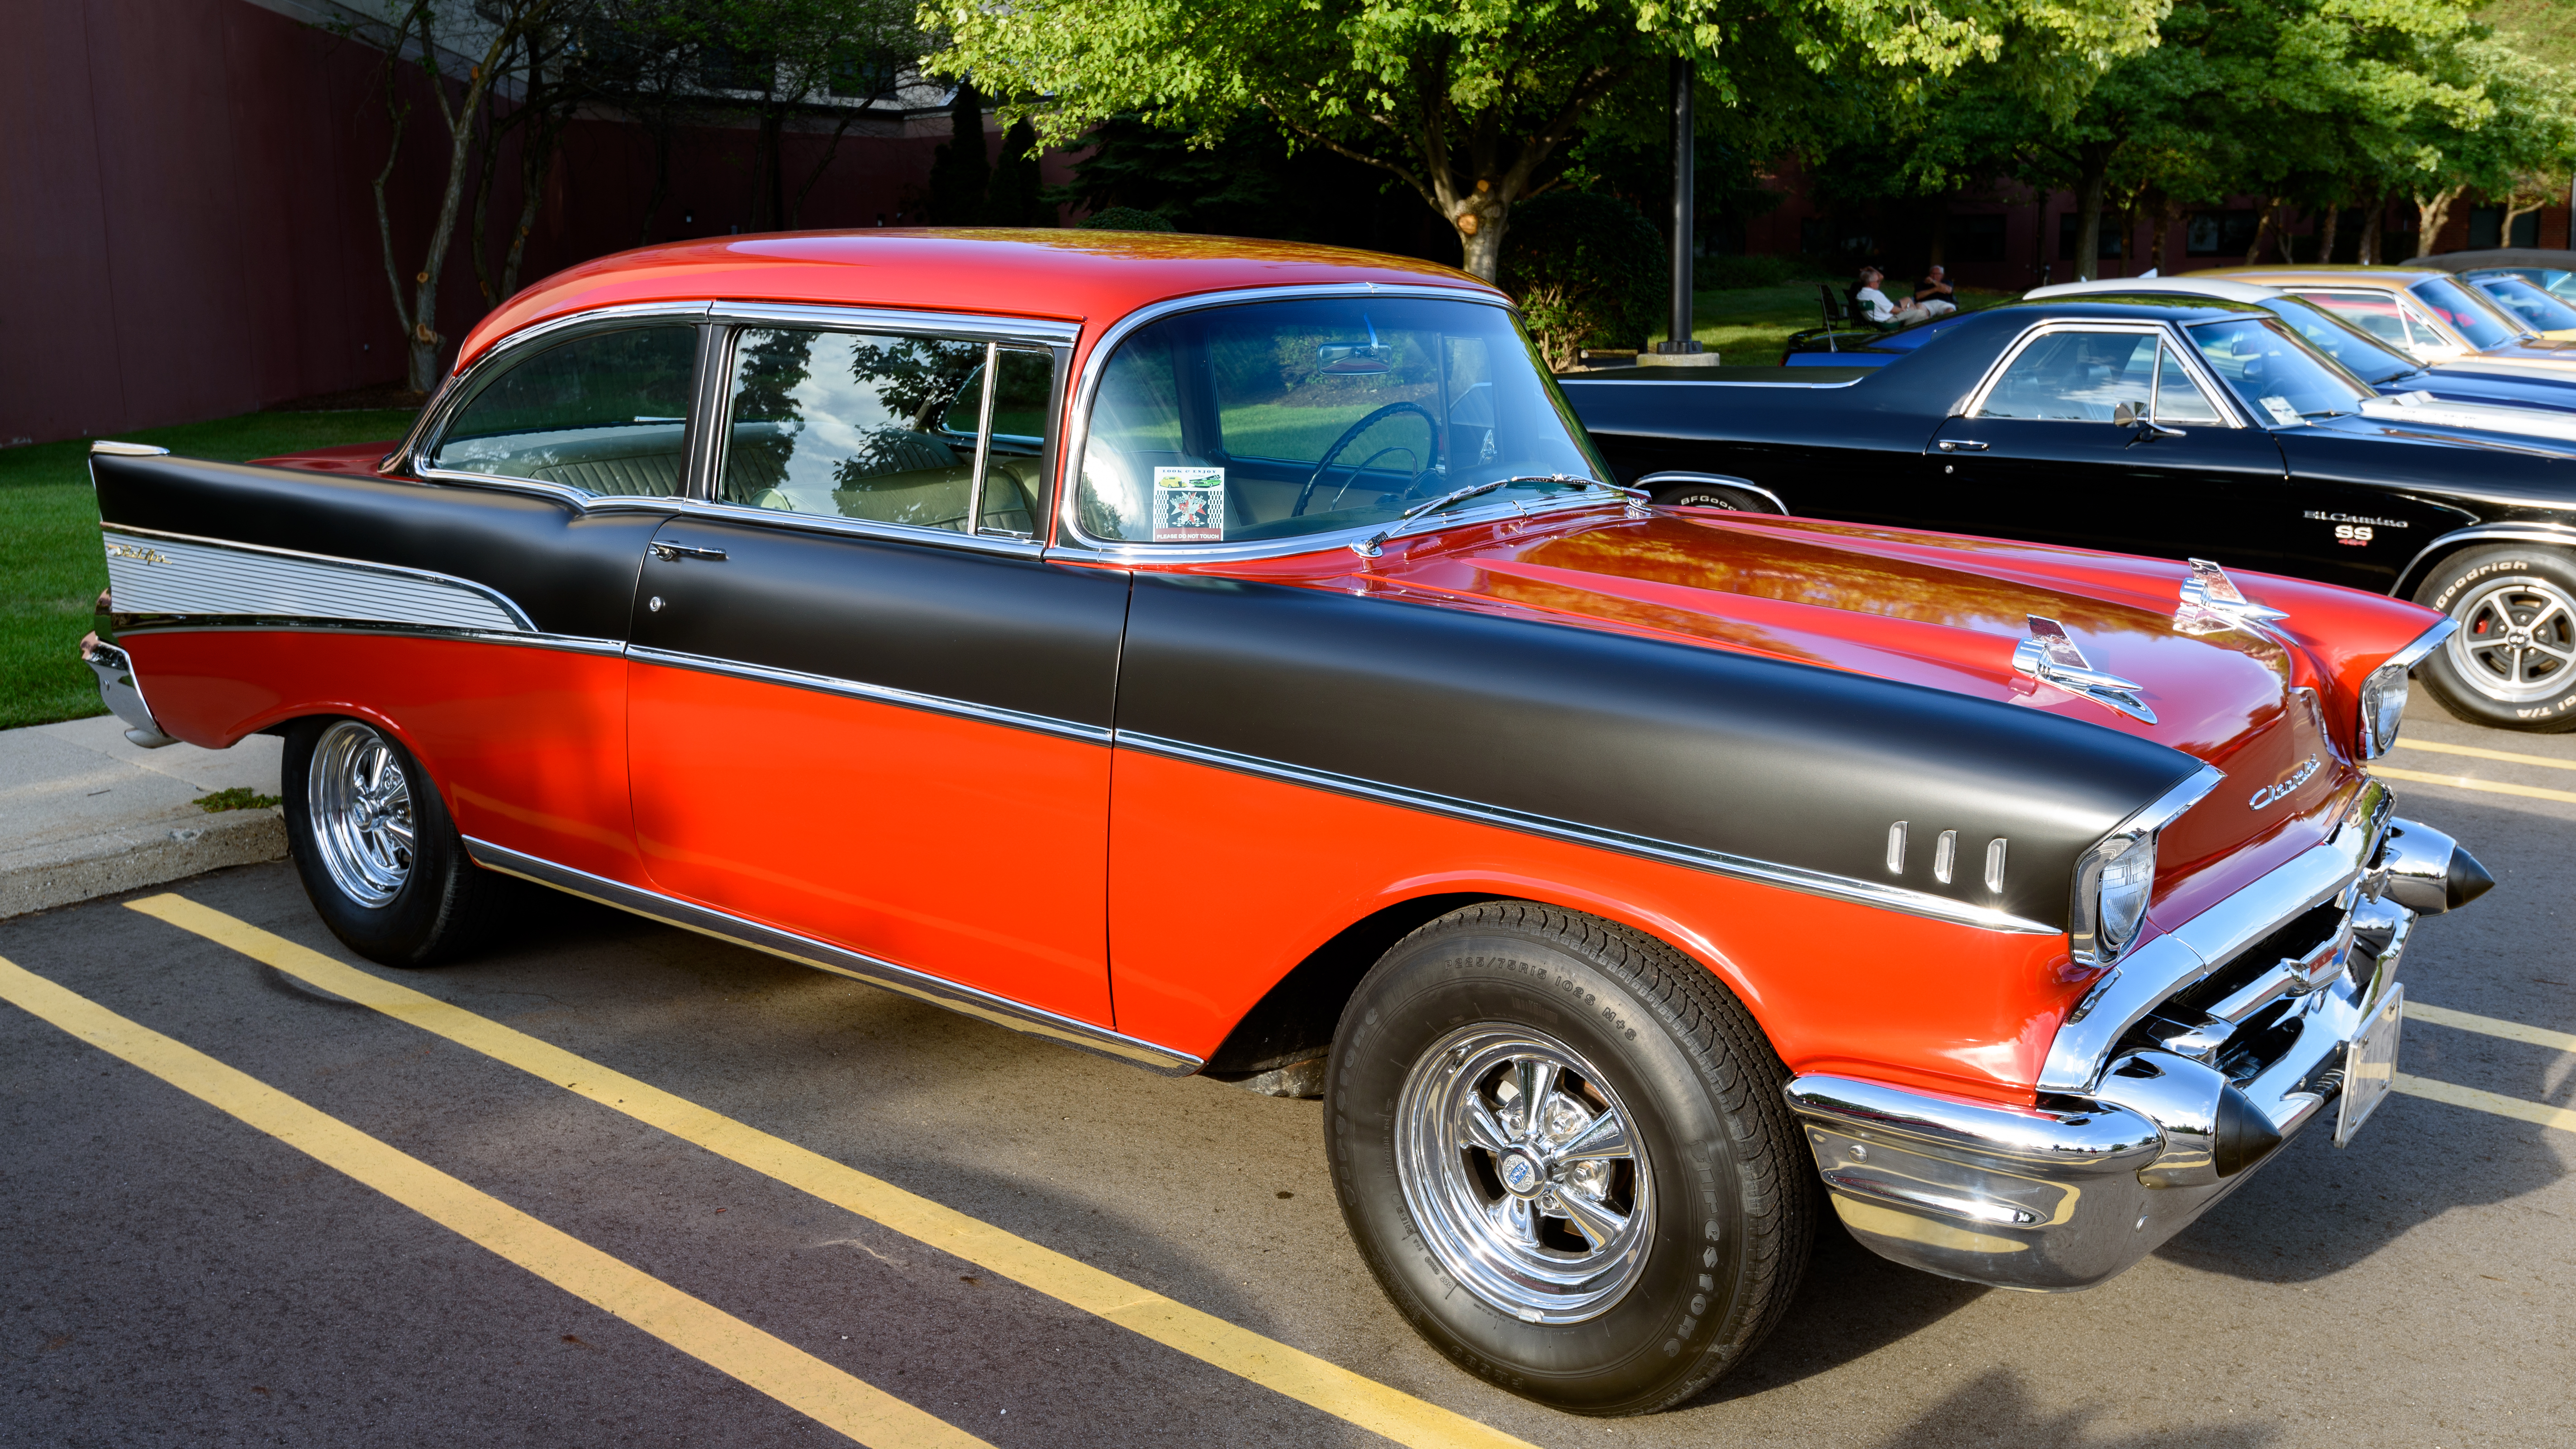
[1654,56,1705,359]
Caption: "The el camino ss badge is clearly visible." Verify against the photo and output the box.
[2174,558,2288,636]
[2012,616,2156,725]
[2249,755,2321,810]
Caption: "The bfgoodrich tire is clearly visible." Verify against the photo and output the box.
[1326,903,1815,1415]
[282,717,494,967]
[2413,546,2576,732]
[1648,479,1773,513]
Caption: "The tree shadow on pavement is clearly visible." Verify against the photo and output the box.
[1850,1368,2281,1449]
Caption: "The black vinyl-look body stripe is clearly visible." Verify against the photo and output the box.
[1115,573,2202,930]
[91,454,666,641]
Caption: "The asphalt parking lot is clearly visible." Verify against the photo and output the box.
[4,693,2571,1449]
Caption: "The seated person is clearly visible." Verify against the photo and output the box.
[1914,264,1959,318]
[1854,266,1939,328]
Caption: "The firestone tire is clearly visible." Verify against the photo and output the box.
[2412,546,2576,733]
[1326,903,1816,1416]
[281,717,495,967]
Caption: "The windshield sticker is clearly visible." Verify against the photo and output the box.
[1153,466,1226,542]
[2258,395,2303,427]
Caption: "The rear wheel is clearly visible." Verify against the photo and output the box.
[2413,546,2576,732]
[283,717,494,966]
[1647,479,1774,513]
[1326,903,1814,1415]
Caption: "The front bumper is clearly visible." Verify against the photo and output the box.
[1785,783,2485,1292]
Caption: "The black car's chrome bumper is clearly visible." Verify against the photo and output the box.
[1785,782,2490,1292]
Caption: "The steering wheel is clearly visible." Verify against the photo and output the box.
[1293,401,1441,517]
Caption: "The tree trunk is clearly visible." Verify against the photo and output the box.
[2072,163,2109,282]
[2358,194,2383,264]
[2316,204,2340,265]
[2413,185,2465,258]
[1455,198,1507,280]
[2244,198,2276,265]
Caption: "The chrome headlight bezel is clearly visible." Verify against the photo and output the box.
[2071,765,2226,969]
[2357,617,2457,761]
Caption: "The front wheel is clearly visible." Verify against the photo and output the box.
[2413,546,2576,732]
[283,717,494,966]
[1648,479,1774,513]
[1326,903,1815,1415]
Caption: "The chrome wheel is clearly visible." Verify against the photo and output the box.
[1396,1024,1654,1324]
[2449,575,2576,703]
[307,721,416,907]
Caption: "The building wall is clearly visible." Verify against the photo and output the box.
[0,0,1076,447]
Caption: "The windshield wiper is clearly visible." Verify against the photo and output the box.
[1348,474,1638,557]
[2299,409,2351,419]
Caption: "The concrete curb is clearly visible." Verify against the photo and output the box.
[0,808,285,918]
[1,714,287,920]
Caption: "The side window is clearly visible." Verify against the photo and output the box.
[2402,306,2451,352]
[719,328,1055,536]
[430,325,697,495]
[2300,293,2411,349]
[2153,347,2225,424]
[1974,332,2157,420]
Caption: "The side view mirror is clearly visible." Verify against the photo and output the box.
[2112,402,2186,440]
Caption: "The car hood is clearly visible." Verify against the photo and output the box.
[1330,508,2379,889]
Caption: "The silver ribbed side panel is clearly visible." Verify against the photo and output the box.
[104,532,530,632]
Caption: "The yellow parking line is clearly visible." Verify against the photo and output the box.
[0,952,989,1449]
[128,895,1537,1449]
[2393,1073,2576,1134]
[2391,738,2576,772]
[2408,1001,2576,1055]
[2371,765,2576,807]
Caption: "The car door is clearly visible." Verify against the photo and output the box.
[1925,323,2287,561]
[623,307,1128,1026]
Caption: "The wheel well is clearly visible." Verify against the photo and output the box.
[1198,892,1492,1078]
[2392,532,2576,601]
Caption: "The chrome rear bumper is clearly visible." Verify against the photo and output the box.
[1787,784,2486,1292]
[79,632,177,749]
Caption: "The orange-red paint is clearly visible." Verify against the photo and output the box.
[626,660,1114,1026]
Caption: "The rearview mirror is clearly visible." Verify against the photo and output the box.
[1317,342,1392,375]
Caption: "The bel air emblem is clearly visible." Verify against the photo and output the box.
[2249,755,2320,810]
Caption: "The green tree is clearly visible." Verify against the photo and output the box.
[921,0,2169,281]
[984,118,1049,225]
[925,80,989,224]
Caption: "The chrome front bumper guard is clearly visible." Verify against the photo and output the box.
[79,631,177,748]
[1787,781,2486,1292]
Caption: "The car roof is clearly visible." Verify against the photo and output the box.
[2416,249,2576,272]
[455,228,1498,370]
[2202,266,2447,288]
[1991,293,2270,321]
[2025,275,2282,304]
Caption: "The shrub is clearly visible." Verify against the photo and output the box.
[1077,206,1177,232]
[1497,192,1664,368]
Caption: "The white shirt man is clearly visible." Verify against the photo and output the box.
[1855,268,1936,326]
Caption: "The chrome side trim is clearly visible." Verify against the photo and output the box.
[89,440,171,457]
[2039,777,2389,1091]
[102,526,534,634]
[462,839,1201,1076]
[1116,731,2058,935]
[2390,521,2576,597]
[108,618,625,656]
[704,301,1081,347]
[660,497,1049,561]
[1631,471,1790,514]
[627,644,1113,744]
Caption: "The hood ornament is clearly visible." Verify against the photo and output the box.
[2013,615,2157,724]
[2175,558,2289,635]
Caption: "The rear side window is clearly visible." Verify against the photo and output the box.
[1975,332,2155,420]
[432,325,697,495]
[2409,276,2520,349]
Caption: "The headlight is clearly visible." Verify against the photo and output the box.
[2072,831,2160,965]
[2357,660,2409,760]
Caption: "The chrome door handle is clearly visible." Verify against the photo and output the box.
[648,542,727,562]
[1937,440,1989,452]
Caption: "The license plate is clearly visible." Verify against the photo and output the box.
[2335,983,2405,1147]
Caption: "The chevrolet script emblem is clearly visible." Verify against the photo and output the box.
[2249,755,2320,810]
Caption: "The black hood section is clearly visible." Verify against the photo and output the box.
[1119,574,2204,930]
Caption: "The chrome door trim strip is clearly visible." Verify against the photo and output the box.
[658,496,1050,561]
[2389,520,2576,596]
[102,525,537,633]
[626,644,1113,744]
[705,301,1082,347]
[461,838,1202,1076]
[106,617,626,656]
[1114,731,2059,936]
[1631,471,1790,514]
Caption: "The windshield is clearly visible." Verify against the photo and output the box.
[2258,296,2420,385]
[2471,274,2576,334]
[1075,296,1609,546]
[2185,317,2374,424]
[2410,276,2524,349]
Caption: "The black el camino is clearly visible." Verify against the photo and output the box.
[1565,294,2576,732]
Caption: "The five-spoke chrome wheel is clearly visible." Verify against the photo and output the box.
[307,720,416,907]
[1396,1025,1653,1324]
[2449,574,2576,704]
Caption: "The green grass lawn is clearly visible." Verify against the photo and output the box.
[1691,282,2022,366]
[0,410,417,731]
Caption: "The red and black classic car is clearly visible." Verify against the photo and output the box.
[81,233,2487,1415]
